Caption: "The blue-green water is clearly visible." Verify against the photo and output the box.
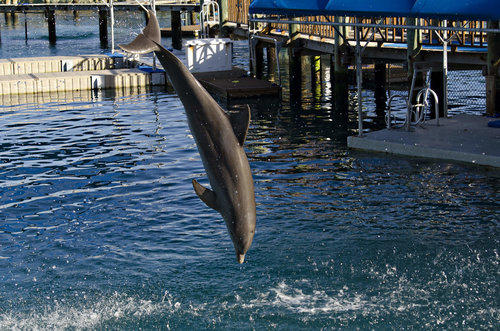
[1,11,499,330]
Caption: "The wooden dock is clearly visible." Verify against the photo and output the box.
[193,68,281,100]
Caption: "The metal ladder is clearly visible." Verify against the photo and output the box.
[200,0,220,38]
[386,62,440,130]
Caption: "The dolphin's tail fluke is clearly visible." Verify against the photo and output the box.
[118,9,161,54]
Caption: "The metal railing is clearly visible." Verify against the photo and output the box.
[242,15,490,49]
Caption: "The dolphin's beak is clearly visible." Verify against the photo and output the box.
[237,253,245,264]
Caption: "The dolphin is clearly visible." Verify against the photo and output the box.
[119,10,256,263]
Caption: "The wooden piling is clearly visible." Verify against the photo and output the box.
[46,8,56,44]
[311,55,322,102]
[171,10,182,50]
[430,69,445,118]
[24,11,28,42]
[333,17,348,112]
[406,18,421,85]
[374,62,387,115]
[288,47,302,109]
[254,46,264,80]
[220,0,228,27]
[99,9,108,46]
[267,46,276,82]
[486,21,500,116]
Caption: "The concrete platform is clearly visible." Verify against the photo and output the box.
[347,114,500,168]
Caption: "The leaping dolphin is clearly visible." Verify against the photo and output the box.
[119,10,256,263]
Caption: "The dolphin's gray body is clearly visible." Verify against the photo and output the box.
[119,10,256,263]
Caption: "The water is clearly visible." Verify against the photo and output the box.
[1,12,499,330]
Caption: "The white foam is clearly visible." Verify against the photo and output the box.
[239,281,367,315]
[0,292,175,330]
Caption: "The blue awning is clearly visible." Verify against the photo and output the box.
[324,0,416,18]
[249,0,330,16]
[249,0,500,21]
[412,0,500,21]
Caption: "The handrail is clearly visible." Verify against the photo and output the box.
[248,16,496,49]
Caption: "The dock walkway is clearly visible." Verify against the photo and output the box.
[348,114,500,168]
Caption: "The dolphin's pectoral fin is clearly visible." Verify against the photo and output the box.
[229,105,251,146]
[192,179,219,211]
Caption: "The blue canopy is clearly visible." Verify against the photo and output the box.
[249,0,500,21]
[412,0,500,21]
[324,0,416,18]
[249,0,330,16]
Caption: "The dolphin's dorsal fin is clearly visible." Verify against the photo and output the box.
[229,105,251,146]
[192,179,219,211]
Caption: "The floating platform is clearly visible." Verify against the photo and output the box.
[0,55,166,95]
[0,68,165,95]
[161,25,199,37]
[193,68,281,100]
[347,114,500,168]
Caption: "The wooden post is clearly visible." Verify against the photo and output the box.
[252,46,263,79]
[46,8,56,44]
[406,18,421,85]
[333,17,348,112]
[171,10,182,50]
[190,11,197,26]
[219,0,228,32]
[406,17,423,126]
[288,17,300,41]
[487,21,500,116]
[267,46,276,82]
[330,55,349,135]
[4,0,11,24]
[311,55,322,102]
[24,11,28,42]
[430,69,445,118]
[288,47,302,110]
[99,9,108,46]
[374,62,387,116]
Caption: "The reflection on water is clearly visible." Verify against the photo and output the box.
[0,11,499,330]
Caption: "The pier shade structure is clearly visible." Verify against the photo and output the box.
[247,0,500,167]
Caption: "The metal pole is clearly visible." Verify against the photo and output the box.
[442,20,448,118]
[151,0,157,69]
[110,0,115,53]
[355,20,363,136]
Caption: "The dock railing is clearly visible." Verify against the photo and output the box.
[248,16,489,49]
